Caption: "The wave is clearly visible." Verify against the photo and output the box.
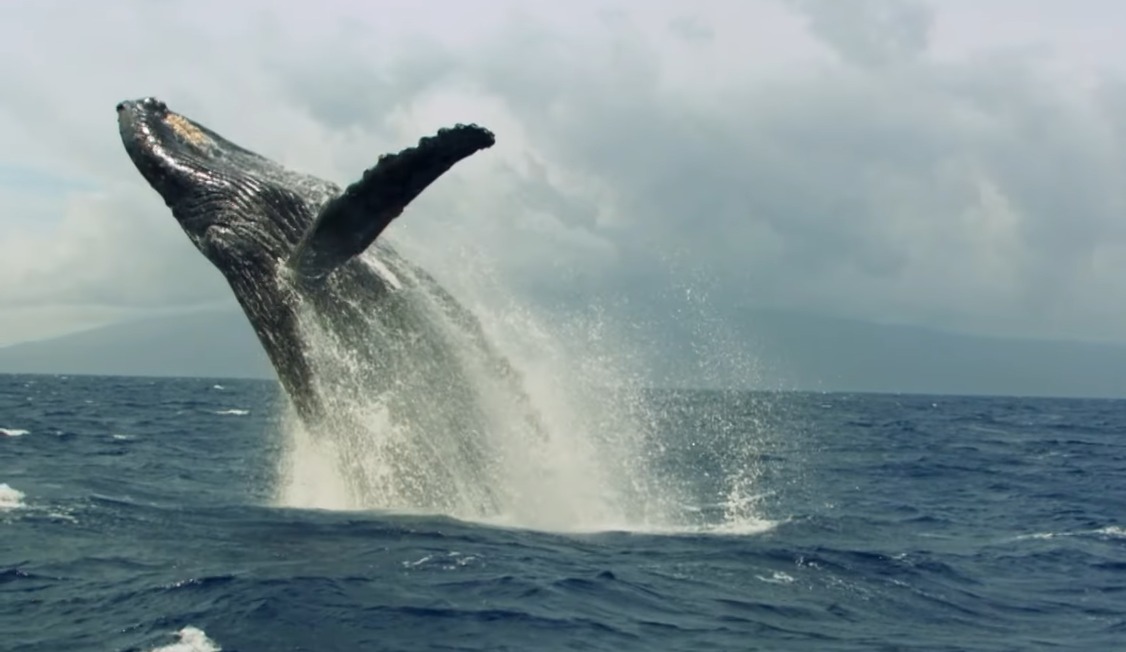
[0,483,26,510]
[213,409,249,416]
[1014,525,1126,541]
[0,428,29,437]
[149,627,221,652]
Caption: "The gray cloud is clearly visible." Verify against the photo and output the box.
[788,0,934,67]
[668,16,716,45]
[1,0,1125,349]
[363,8,1126,342]
[0,186,230,307]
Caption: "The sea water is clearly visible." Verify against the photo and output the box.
[1,374,1122,651]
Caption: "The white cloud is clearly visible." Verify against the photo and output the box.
[1,0,1125,347]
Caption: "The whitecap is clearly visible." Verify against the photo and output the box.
[402,554,434,568]
[0,483,26,510]
[0,428,28,437]
[756,571,796,584]
[1094,526,1126,539]
[1015,526,1126,541]
[149,626,221,652]
[212,384,225,390]
[214,409,249,416]
[401,551,480,570]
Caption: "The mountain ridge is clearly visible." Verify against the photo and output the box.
[1,306,1124,398]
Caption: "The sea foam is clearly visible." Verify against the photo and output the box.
[0,483,27,510]
[149,627,221,652]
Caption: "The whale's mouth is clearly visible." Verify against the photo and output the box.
[116,97,224,206]
[116,97,286,263]
[116,97,281,206]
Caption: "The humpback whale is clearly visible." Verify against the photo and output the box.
[116,97,542,513]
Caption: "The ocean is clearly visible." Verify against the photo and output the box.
[1,373,1123,651]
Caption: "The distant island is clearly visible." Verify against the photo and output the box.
[0,309,273,381]
[1,306,1124,399]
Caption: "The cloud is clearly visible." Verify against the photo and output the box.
[0,187,228,307]
[1,0,1126,348]
[377,6,1126,342]
[787,0,934,67]
[455,5,1126,342]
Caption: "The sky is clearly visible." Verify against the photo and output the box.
[2,0,1126,350]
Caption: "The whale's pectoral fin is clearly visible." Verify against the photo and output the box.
[288,124,495,282]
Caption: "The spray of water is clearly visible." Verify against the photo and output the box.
[273,240,777,534]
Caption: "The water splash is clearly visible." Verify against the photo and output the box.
[149,627,221,652]
[0,483,26,510]
[273,242,776,534]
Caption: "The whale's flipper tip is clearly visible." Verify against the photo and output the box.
[289,124,495,281]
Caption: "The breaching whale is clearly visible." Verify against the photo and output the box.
[116,97,542,513]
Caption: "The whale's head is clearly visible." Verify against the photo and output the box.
[116,97,334,270]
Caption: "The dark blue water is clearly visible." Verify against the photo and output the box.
[1,374,1123,651]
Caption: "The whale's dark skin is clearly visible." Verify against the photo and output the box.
[116,98,538,509]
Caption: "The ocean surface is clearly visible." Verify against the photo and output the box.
[1,373,1123,651]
